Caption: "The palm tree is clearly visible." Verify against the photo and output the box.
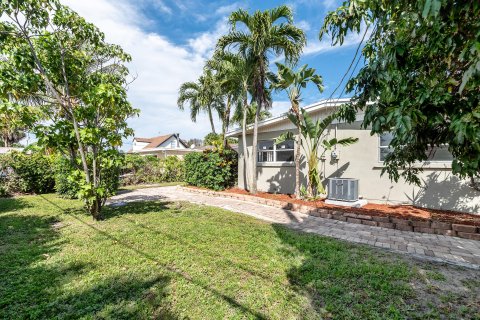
[177,69,224,134]
[217,5,306,194]
[270,63,324,197]
[277,108,358,198]
[231,102,272,126]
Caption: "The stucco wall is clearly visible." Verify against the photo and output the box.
[236,121,480,214]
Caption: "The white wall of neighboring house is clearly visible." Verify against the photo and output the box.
[159,135,187,149]
[132,140,149,151]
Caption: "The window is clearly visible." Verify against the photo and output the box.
[379,132,394,161]
[170,140,176,148]
[258,139,294,163]
[379,133,453,162]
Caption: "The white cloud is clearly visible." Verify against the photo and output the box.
[150,0,172,15]
[63,0,225,148]
[215,2,243,15]
[296,20,311,32]
[187,17,230,58]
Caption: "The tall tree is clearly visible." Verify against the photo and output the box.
[177,69,224,134]
[320,0,480,189]
[1,0,137,218]
[207,51,256,188]
[270,63,324,197]
[217,5,306,194]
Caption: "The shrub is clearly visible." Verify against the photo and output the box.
[0,151,55,195]
[184,148,237,190]
[120,155,185,185]
[54,156,81,198]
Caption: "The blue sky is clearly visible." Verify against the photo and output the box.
[63,0,364,148]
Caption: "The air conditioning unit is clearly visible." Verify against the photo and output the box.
[328,178,359,202]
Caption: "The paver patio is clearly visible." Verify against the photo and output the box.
[110,186,480,269]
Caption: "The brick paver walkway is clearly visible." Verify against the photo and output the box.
[110,186,480,269]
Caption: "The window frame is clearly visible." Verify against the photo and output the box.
[257,139,294,164]
[378,133,453,163]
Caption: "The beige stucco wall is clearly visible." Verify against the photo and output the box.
[236,117,480,214]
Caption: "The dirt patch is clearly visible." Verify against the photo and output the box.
[408,261,480,316]
[188,186,480,226]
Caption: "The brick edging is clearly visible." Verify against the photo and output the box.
[180,186,480,241]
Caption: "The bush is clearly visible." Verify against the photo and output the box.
[0,151,55,195]
[120,154,185,185]
[54,156,81,198]
[184,148,237,190]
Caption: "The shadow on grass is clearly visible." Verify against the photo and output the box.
[103,200,173,219]
[0,197,32,214]
[272,224,415,319]
[0,199,181,319]
[36,195,269,320]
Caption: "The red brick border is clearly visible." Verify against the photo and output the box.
[181,186,480,241]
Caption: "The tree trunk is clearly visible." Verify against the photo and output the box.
[242,95,250,191]
[222,96,231,148]
[295,124,302,198]
[251,98,261,194]
[208,106,216,134]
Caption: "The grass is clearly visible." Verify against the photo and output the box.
[1,194,479,319]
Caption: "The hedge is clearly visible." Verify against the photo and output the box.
[184,149,237,190]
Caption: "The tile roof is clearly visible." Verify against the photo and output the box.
[134,134,188,149]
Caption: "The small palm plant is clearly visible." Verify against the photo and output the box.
[270,62,324,198]
[276,108,358,198]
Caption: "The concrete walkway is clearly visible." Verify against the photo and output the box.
[110,186,480,269]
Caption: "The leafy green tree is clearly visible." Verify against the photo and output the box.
[231,102,271,126]
[320,0,480,189]
[217,5,306,194]
[270,63,324,197]
[277,108,358,197]
[0,103,36,147]
[0,1,137,218]
[177,69,224,134]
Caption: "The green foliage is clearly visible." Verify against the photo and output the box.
[121,155,185,185]
[177,69,224,134]
[203,132,237,147]
[184,149,238,190]
[321,0,480,185]
[0,151,55,195]
[0,1,138,217]
[54,156,81,199]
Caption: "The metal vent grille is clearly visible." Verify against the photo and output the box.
[328,178,359,202]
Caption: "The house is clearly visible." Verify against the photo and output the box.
[226,98,479,214]
[129,133,199,158]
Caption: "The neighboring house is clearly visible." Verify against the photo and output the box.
[129,133,199,158]
[226,98,479,214]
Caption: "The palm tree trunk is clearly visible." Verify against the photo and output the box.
[222,96,231,148]
[295,122,302,198]
[208,106,216,134]
[242,96,250,191]
[251,98,261,194]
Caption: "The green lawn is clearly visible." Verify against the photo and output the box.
[1,194,479,319]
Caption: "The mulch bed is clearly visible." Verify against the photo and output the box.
[221,187,480,227]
